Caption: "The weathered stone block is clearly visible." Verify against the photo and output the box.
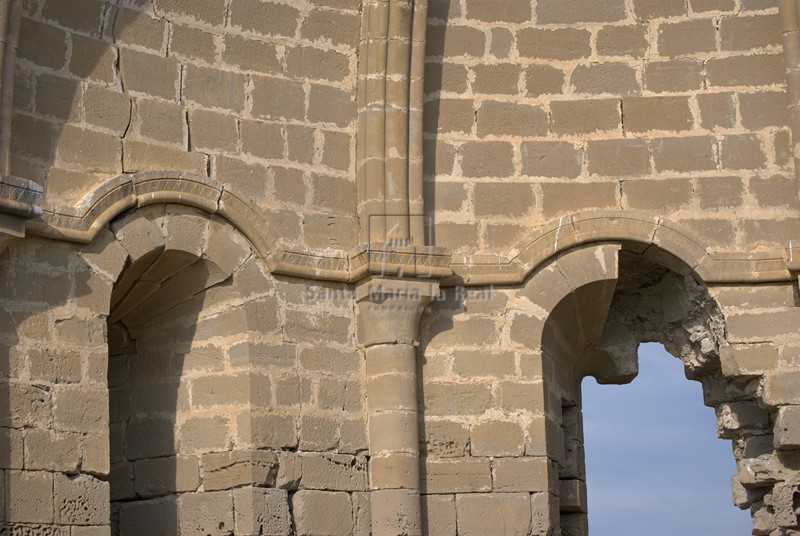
[550,99,620,135]
[25,429,80,472]
[423,382,492,416]
[179,491,235,535]
[471,421,524,457]
[657,19,717,56]
[521,141,583,178]
[477,101,548,137]
[54,473,109,525]
[517,28,591,61]
[134,455,199,497]
[422,458,492,494]
[456,493,532,536]
[292,490,353,536]
[493,457,551,492]
[233,487,291,536]
[7,470,54,523]
[720,343,779,378]
[422,494,456,536]
[716,402,769,438]
[119,48,179,100]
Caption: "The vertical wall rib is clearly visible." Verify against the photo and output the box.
[357,0,427,245]
[779,0,800,185]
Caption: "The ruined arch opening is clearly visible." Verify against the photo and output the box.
[582,341,750,534]
[538,246,774,534]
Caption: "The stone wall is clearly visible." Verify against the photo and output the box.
[423,0,799,256]
[0,0,799,535]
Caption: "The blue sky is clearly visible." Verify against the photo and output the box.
[582,342,752,535]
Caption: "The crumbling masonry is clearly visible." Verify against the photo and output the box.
[0,0,800,534]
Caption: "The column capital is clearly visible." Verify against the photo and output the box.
[356,277,439,347]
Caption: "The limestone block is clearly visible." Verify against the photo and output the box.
[118,48,179,100]
[239,413,296,449]
[285,46,350,83]
[251,76,305,122]
[764,371,800,406]
[126,416,175,460]
[720,343,779,378]
[422,383,492,416]
[110,6,165,51]
[191,374,252,408]
[340,418,369,454]
[0,382,52,429]
[731,474,765,509]
[460,141,514,178]
[353,491,371,536]
[299,414,340,452]
[775,406,800,450]
[134,455,200,497]
[422,494,456,536]
[230,0,299,36]
[303,6,359,45]
[369,489,422,535]
[421,420,469,458]
[477,101,548,137]
[82,432,110,476]
[370,453,419,489]
[292,490,353,536]
[471,421,524,457]
[118,496,179,535]
[658,19,716,57]
[70,35,115,83]
[275,375,313,407]
[497,381,546,413]
[179,415,230,453]
[25,429,80,472]
[455,493,532,536]
[651,136,717,173]
[0,427,23,469]
[54,473,109,525]
[493,457,552,492]
[453,350,515,378]
[367,374,416,411]
[422,458,491,494]
[233,487,291,536]
[222,34,281,74]
[202,450,278,491]
[716,402,770,438]
[7,470,54,523]
[184,65,246,112]
[721,134,767,170]
[706,54,785,88]
[189,109,238,152]
[54,386,108,432]
[178,491,234,536]
[531,493,559,535]
[134,98,185,146]
[587,138,650,177]
[123,140,207,175]
[299,453,368,491]
[517,28,590,61]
